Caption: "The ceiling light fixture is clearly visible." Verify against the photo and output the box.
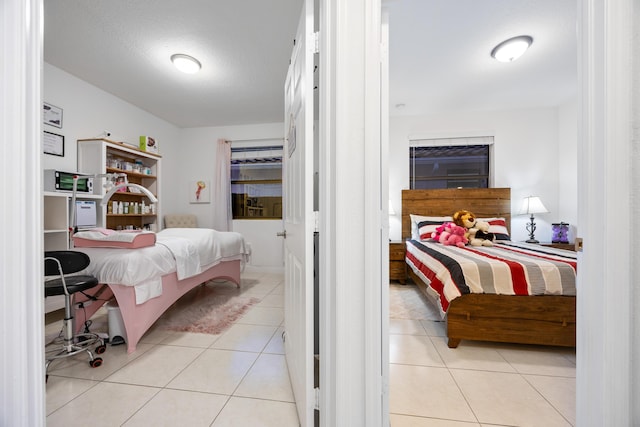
[491,35,533,63]
[171,54,202,74]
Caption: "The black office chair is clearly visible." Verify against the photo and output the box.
[44,251,106,379]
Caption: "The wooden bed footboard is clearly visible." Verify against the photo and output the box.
[408,269,576,348]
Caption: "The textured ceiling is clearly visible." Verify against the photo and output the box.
[44,0,577,129]
[387,0,577,117]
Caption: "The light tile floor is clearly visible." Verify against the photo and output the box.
[45,272,576,427]
[388,283,576,427]
[45,267,298,427]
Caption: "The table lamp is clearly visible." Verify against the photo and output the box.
[519,196,548,243]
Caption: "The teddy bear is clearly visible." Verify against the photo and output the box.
[468,219,496,246]
[452,210,495,246]
[431,222,469,247]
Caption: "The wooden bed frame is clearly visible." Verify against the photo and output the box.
[402,188,576,348]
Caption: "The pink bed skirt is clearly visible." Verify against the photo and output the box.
[74,260,242,353]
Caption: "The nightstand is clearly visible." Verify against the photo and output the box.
[389,241,407,284]
[540,242,576,251]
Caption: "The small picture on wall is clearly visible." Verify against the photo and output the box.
[43,102,63,128]
[189,180,210,203]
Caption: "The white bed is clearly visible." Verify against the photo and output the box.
[72,228,251,353]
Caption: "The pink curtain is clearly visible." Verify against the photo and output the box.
[212,139,232,231]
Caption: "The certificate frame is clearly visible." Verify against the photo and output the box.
[43,131,65,157]
[43,102,63,128]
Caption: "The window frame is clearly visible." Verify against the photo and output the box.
[409,135,494,190]
[230,144,283,220]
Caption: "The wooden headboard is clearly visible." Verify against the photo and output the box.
[401,188,511,240]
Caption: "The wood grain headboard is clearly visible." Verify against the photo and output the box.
[401,188,511,240]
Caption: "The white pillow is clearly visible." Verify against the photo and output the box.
[410,214,452,240]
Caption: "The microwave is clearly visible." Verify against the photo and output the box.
[44,170,94,194]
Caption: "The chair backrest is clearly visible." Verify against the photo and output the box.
[164,214,198,228]
[44,251,91,276]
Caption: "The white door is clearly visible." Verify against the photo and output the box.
[283,0,314,425]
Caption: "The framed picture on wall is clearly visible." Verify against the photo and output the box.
[43,131,65,157]
[189,180,210,203]
[43,102,63,128]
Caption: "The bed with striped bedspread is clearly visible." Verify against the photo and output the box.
[406,239,577,318]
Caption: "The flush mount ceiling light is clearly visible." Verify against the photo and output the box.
[491,35,533,62]
[171,54,201,74]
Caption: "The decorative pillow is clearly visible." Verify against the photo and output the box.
[478,217,510,240]
[410,215,452,240]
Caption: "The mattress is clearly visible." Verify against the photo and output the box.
[405,239,577,316]
[76,228,250,304]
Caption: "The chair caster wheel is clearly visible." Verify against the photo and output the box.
[90,358,103,368]
[95,344,106,354]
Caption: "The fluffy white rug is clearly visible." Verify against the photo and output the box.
[155,281,260,335]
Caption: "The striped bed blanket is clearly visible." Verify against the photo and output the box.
[406,239,577,317]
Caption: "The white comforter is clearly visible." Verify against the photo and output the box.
[76,228,250,304]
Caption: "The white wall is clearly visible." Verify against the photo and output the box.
[557,100,579,241]
[43,63,180,176]
[164,123,285,267]
[389,103,578,243]
[43,64,285,267]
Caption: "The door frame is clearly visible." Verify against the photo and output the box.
[1,0,46,424]
[318,0,386,425]
[576,0,637,424]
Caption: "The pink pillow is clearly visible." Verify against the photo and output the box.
[73,230,156,249]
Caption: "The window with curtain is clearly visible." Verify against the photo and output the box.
[230,145,283,219]
[409,137,492,189]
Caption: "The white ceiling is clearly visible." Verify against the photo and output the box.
[44,0,577,129]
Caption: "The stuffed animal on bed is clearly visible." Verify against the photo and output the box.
[452,210,495,247]
[431,222,469,247]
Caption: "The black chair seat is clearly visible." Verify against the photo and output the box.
[44,251,105,379]
[44,275,99,297]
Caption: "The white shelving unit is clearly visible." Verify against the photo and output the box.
[43,192,69,251]
[43,191,103,313]
[77,138,161,231]
[43,192,69,313]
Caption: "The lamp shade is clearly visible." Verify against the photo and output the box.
[388,200,396,216]
[518,196,548,215]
